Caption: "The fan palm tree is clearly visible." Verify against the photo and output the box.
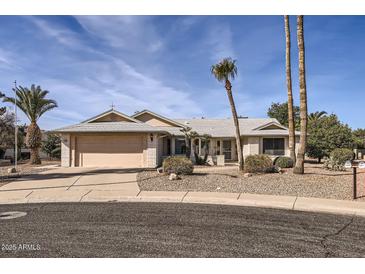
[284,15,296,164]
[293,16,308,174]
[2,85,58,165]
[211,58,244,171]
[308,111,327,123]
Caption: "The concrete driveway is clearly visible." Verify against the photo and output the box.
[0,167,141,203]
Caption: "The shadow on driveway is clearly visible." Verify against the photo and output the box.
[8,168,146,182]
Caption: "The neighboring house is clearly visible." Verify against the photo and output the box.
[53,109,300,168]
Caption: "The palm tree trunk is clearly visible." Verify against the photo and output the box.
[284,15,296,164]
[293,15,308,174]
[225,80,244,171]
[26,122,42,165]
[30,147,41,165]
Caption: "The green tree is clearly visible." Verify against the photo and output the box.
[42,133,61,159]
[0,108,15,158]
[267,102,300,129]
[2,85,58,164]
[211,58,244,171]
[308,111,327,123]
[306,114,353,163]
[353,128,365,149]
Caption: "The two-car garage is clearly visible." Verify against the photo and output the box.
[73,134,146,168]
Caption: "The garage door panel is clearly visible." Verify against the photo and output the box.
[75,135,145,168]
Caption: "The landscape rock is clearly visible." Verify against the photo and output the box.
[168,173,180,181]
[243,173,252,178]
[7,167,17,174]
[156,167,163,174]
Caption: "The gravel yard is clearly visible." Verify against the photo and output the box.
[137,163,365,200]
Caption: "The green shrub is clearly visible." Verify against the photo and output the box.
[162,156,194,175]
[274,156,294,168]
[324,148,354,171]
[244,154,273,173]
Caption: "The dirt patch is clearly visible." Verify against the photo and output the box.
[137,163,365,201]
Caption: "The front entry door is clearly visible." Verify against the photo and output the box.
[222,140,232,160]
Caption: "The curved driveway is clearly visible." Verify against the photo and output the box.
[1,202,365,257]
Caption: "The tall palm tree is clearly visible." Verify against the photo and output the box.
[2,85,58,165]
[211,58,244,171]
[293,16,308,174]
[308,111,327,123]
[284,15,296,164]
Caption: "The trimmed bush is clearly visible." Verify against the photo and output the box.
[244,154,274,173]
[324,148,354,171]
[274,156,294,168]
[162,156,194,175]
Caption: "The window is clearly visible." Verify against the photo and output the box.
[167,138,171,155]
[222,140,232,160]
[175,139,186,155]
[263,138,285,155]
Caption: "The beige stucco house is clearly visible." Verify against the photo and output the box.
[54,109,300,168]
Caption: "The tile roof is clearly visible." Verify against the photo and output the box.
[174,118,300,137]
[53,117,299,137]
[52,108,299,137]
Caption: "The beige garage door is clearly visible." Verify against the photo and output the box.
[75,135,145,168]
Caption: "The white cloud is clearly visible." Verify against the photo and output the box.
[75,16,164,53]
[36,55,202,129]
[0,48,22,70]
[20,16,203,129]
[205,22,236,62]
[28,17,81,48]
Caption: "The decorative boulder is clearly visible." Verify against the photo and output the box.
[7,167,17,174]
[243,173,252,178]
[206,156,215,166]
[168,173,180,181]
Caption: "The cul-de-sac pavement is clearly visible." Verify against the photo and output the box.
[1,202,365,258]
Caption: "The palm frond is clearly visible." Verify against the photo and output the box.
[4,84,58,123]
[211,57,238,83]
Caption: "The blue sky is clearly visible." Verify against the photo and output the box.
[0,15,364,130]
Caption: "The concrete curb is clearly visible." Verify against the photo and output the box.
[1,189,365,217]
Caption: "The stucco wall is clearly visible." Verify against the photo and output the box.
[242,137,250,157]
[231,139,237,161]
[247,137,260,155]
[135,113,176,127]
[61,134,70,167]
[146,133,158,168]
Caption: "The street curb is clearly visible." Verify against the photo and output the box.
[1,189,365,217]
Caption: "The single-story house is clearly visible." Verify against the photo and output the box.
[53,109,300,168]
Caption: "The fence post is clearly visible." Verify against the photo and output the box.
[353,167,357,200]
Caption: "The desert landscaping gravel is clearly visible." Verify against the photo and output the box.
[137,163,365,200]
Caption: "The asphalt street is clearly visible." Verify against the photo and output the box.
[0,202,365,257]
